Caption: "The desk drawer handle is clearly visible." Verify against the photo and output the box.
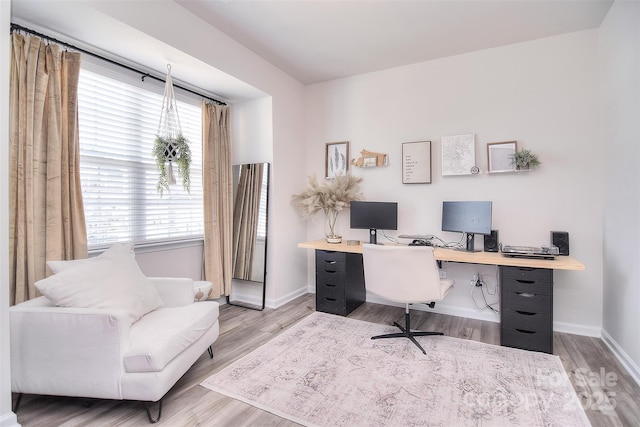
[515,329,536,334]
[324,297,337,302]
[517,292,536,298]
[516,310,536,316]
[322,283,337,288]
[324,260,337,265]
[516,279,535,284]
[323,270,338,274]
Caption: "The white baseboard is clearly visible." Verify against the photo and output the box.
[553,321,601,338]
[222,287,308,310]
[601,329,640,388]
[0,411,20,427]
[227,291,263,308]
[267,286,309,309]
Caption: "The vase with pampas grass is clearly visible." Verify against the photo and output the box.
[292,174,363,243]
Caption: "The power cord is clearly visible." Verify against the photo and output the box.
[379,230,399,244]
[481,272,498,296]
[397,233,465,249]
[471,275,500,314]
[441,233,466,250]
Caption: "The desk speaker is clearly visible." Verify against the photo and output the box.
[551,231,569,256]
[484,230,499,252]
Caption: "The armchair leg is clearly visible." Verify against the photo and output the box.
[207,345,214,359]
[144,400,162,423]
[13,393,23,413]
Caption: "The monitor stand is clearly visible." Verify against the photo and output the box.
[465,233,481,252]
[454,233,481,252]
[369,228,378,244]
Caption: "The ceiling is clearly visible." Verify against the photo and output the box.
[177,0,614,85]
[10,0,614,100]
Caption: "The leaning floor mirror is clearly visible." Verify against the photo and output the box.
[228,162,270,310]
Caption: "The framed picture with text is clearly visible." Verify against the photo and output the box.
[402,141,431,184]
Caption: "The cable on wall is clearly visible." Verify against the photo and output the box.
[9,23,226,106]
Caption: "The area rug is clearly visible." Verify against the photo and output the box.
[201,312,590,426]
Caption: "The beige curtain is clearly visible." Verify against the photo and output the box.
[202,102,232,298]
[9,34,88,305]
[232,163,264,280]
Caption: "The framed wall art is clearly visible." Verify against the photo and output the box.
[402,141,431,184]
[441,134,476,176]
[487,141,517,173]
[325,141,349,178]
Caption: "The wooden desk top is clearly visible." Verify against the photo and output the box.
[298,239,585,271]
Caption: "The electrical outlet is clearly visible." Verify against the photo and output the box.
[439,270,446,279]
[470,273,480,286]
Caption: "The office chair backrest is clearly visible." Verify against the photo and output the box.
[362,244,444,304]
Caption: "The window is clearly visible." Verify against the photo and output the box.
[78,59,204,249]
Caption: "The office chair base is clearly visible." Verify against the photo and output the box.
[372,315,443,355]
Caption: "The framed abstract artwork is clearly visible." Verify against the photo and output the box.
[441,134,476,176]
[325,141,349,178]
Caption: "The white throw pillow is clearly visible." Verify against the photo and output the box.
[47,241,130,273]
[41,242,163,320]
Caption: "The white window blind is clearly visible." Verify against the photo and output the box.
[78,62,204,249]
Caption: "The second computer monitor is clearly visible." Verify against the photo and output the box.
[442,201,492,252]
[350,201,398,244]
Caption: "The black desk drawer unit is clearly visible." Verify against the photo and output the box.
[500,266,554,354]
[315,250,365,316]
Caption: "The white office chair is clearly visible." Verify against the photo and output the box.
[362,244,454,354]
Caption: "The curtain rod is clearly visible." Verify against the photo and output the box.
[10,23,226,106]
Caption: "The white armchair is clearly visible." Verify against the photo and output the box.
[10,244,220,423]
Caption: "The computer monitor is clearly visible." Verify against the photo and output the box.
[350,201,398,244]
[442,201,492,252]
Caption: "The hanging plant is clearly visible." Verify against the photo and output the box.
[153,64,191,196]
[153,133,191,195]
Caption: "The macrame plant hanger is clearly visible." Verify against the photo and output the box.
[154,64,191,195]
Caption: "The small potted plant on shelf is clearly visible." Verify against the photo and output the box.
[292,174,363,244]
[513,149,541,170]
[153,133,192,195]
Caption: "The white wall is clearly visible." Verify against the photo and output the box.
[134,242,204,281]
[304,30,604,334]
[232,97,273,165]
[600,0,640,384]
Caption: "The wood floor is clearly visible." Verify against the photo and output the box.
[13,294,640,426]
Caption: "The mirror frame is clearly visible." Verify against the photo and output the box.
[227,162,269,310]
